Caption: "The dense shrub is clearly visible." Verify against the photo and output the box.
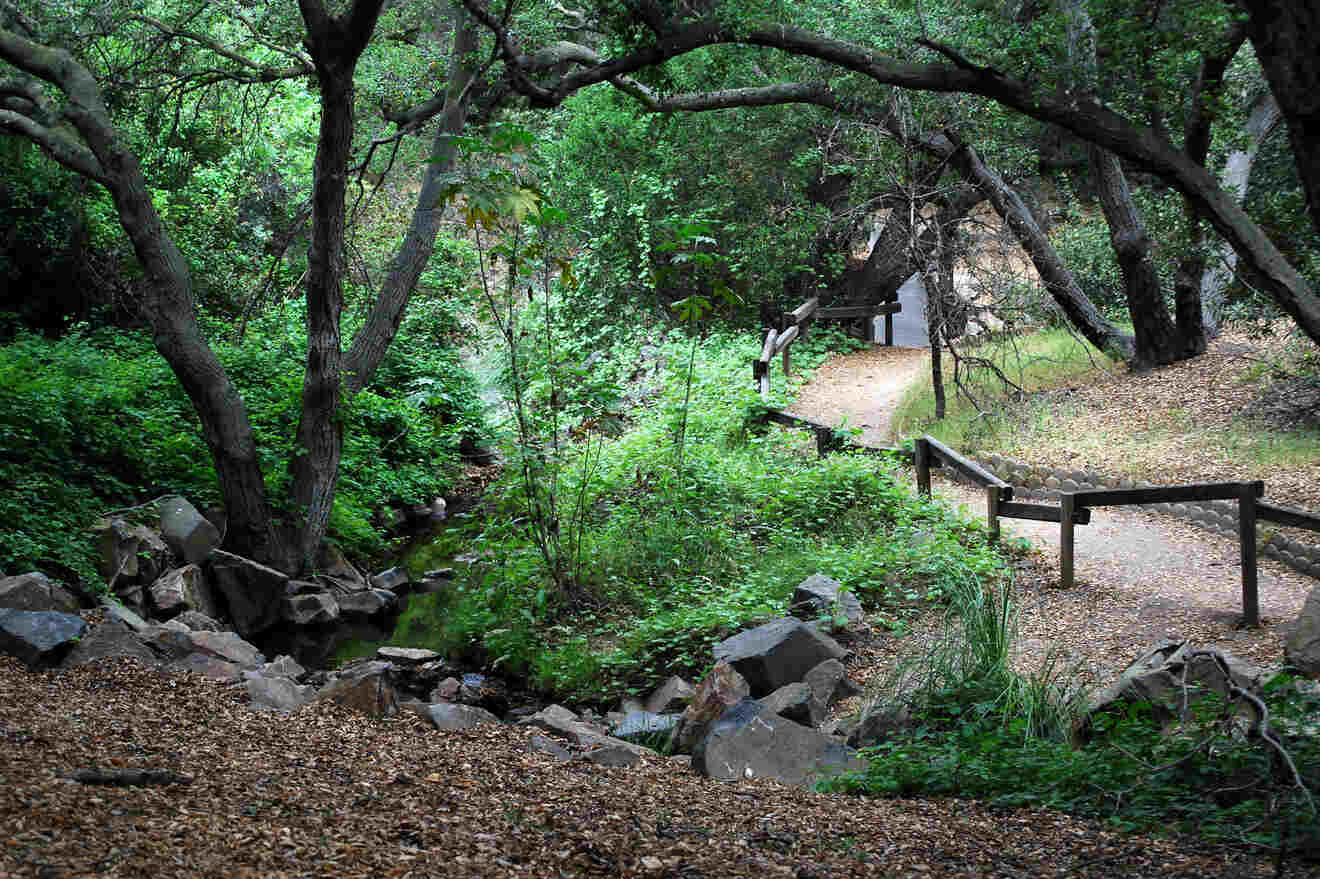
[0,316,485,585]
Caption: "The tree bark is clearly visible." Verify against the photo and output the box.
[343,7,480,392]
[1236,0,1320,239]
[293,0,385,569]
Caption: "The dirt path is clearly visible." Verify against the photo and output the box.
[788,347,1316,681]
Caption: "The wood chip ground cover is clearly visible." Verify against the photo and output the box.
[0,658,1280,878]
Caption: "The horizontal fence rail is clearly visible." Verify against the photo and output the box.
[760,406,1316,627]
[753,295,902,400]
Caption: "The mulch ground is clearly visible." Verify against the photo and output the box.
[0,657,1284,878]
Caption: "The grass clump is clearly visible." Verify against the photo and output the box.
[890,327,1119,450]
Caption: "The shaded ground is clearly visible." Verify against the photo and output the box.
[0,658,1281,878]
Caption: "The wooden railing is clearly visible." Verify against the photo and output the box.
[758,415,1316,628]
[913,436,1091,543]
[753,296,901,399]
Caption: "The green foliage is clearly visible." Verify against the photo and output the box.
[369,331,1009,702]
[824,679,1320,857]
[0,312,485,583]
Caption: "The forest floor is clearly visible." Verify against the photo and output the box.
[3,333,1317,878]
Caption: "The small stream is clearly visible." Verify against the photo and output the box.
[325,336,510,668]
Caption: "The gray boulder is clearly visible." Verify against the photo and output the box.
[610,711,679,745]
[644,675,695,715]
[282,591,339,626]
[245,673,314,713]
[517,704,656,758]
[1286,586,1320,678]
[336,588,396,618]
[206,550,288,637]
[262,655,307,679]
[1087,641,1275,733]
[846,704,916,748]
[0,572,81,614]
[0,609,88,667]
[669,661,751,754]
[173,610,223,632]
[172,653,244,682]
[149,564,219,620]
[790,573,864,625]
[377,646,440,665]
[63,619,159,668]
[143,627,265,669]
[414,702,502,730]
[318,660,399,718]
[712,618,848,697]
[100,599,149,632]
[758,682,813,726]
[370,567,409,592]
[158,495,222,564]
[692,699,867,787]
[804,658,861,726]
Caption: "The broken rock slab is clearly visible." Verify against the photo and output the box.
[413,702,502,730]
[669,660,751,754]
[790,573,864,625]
[0,572,82,614]
[63,619,159,668]
[245,673,315,713]
[517,704,656,759]
[644,675,695,715]
[712,618,848,697]
[0,609,88,667]
[206,551,287,638]
[692,699,867,788]
[1286,585,1320,678]
[158,495,222,564]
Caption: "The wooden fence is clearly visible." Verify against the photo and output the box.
[757,412,1319,628]
[753,296,901,399]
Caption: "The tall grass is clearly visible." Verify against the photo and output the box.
[890,328,1119,450]
[860,571,1089,744]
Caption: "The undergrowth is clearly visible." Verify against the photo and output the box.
[358,329,1009,701]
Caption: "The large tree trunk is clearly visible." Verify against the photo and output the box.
[1237,0,1320,239]
[291,0,386,570]
[1063,0,1199,368]
[343,8,480,392]
[0,26,284,564]
[1089,145,1189,369]
[1196,91,1284,332]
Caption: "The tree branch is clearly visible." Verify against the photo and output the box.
[0,109,108,183]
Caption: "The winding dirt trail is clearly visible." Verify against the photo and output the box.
[787,345,1315,680]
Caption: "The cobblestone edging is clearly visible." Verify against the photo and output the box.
[971,453,1320,582]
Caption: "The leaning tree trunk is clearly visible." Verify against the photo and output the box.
[1237,0,1320,239]
[0,25,284,565]
[1195,91,1284,333]
[940,135,1136,362]
[1064,0,1199,369]
[343,8,480,392]
[1089,145,1190,369]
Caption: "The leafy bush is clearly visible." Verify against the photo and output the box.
[375,331,1009,701]
[0,314,485,584]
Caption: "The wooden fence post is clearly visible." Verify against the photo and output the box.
[1059,493,1076,588]
[985,483,1000,542]
[783,342,792,377]
[915,437,932,497]
[884,311,894,346]
[1239,482,1260,627]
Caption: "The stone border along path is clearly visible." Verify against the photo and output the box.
[785,345,1319,680]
